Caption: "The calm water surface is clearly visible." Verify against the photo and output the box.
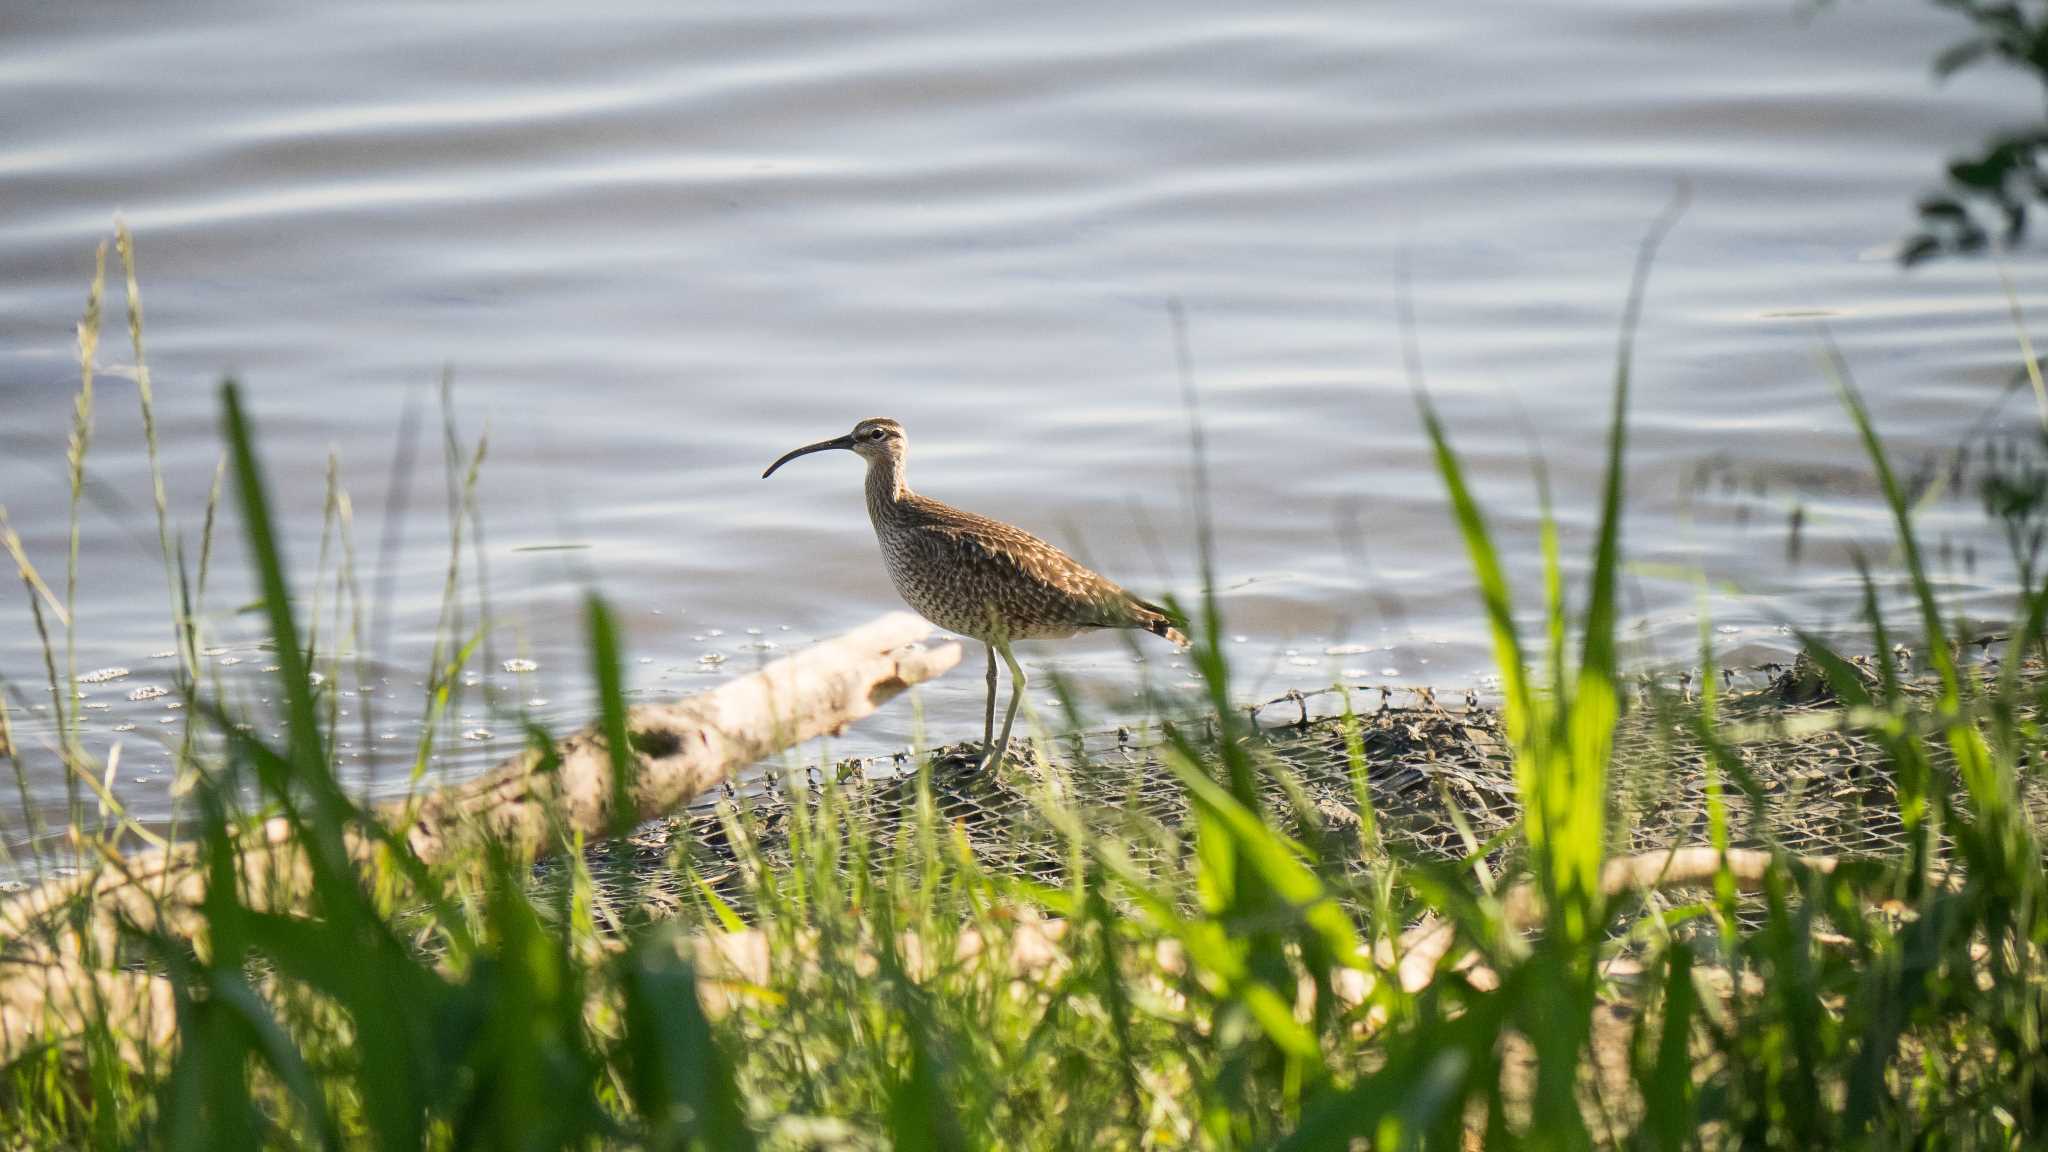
[0,1,2042,848]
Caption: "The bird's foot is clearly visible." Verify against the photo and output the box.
[927,738,1016,774]
[976,741,1003,771]
[929,742,984,771]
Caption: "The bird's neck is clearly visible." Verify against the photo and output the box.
[864,454,909,518]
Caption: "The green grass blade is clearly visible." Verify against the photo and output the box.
[587,593,638,841]
[621,937,758,1151]
[221,382,327,784]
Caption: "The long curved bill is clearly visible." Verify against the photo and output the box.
[762,433,854,478]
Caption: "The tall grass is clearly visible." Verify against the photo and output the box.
[0,233,2044,1150]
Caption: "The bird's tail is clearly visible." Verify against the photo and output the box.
[1130,596,1190,649]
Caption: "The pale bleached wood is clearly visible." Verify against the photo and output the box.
[681,848,1849,1027]
[0,961,174,1072]
[398,610,961,866]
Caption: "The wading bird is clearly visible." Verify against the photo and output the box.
[763,417,1186,766]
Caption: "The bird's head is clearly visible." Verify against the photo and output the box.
[762,417,906,478]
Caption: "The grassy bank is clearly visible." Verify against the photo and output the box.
[2,228,2046,1150]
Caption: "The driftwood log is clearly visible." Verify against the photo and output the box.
[679,846,1842,1023]
[0,612,960,1068]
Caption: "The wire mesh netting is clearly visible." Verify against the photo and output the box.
[570,677,2048,922]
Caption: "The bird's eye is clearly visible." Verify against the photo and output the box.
[868,429,888,440]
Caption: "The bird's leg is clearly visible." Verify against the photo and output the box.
[988,642,1027,769]
[982,642,998,753]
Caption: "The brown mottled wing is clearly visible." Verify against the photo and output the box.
[890,496,1137,640]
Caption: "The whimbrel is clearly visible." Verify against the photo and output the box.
[764,417,1187,766]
